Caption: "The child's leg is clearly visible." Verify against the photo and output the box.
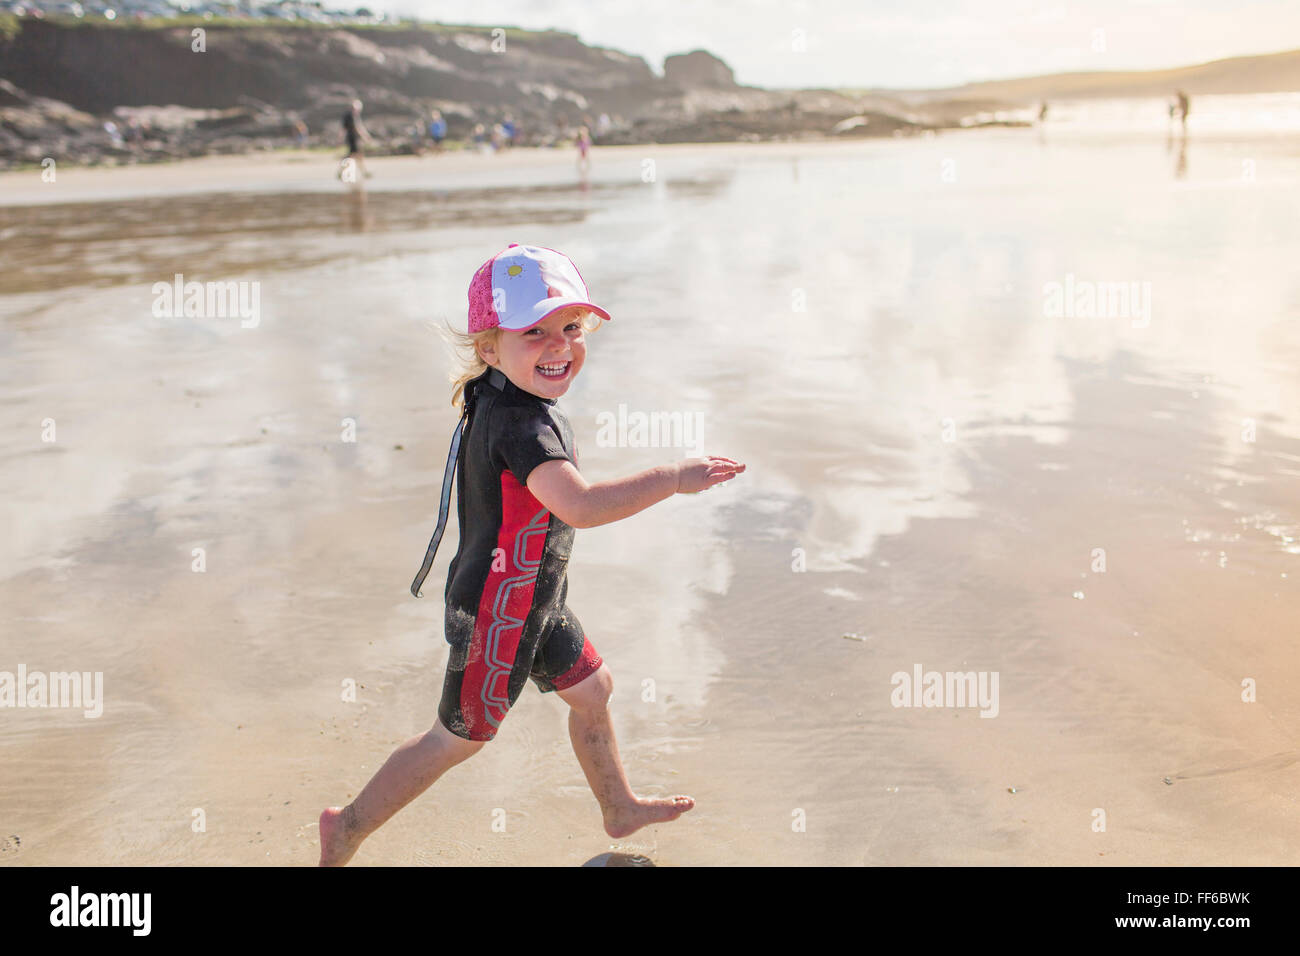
[319,717,482,866]
[556,662,694,839]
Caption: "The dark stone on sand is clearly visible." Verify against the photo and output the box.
[582,851,656,867]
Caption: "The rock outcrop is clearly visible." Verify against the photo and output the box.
[0,18,938,168]
[663,49,736,89]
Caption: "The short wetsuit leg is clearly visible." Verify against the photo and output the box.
[438,606,602,739]
[438,622,540,742]
[530,606,603,693]
[437,639,478,740]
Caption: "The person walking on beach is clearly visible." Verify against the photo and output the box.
[1176,90,1190,134]
[576,125,592,174]
[428,110,447,153]
[339,99,373,181]
[318,243,745,866]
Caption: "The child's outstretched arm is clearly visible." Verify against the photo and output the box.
[527,457,745,529]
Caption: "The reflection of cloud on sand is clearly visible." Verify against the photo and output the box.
[568,493,729,719]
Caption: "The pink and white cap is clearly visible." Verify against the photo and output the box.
[468,243,612,333]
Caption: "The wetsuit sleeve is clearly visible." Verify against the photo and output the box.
[488,404,576,485]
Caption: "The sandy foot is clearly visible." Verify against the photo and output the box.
[318,806,362,867]
[603,795,695,839]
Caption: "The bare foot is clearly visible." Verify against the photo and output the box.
[603,795,695,839]
[318,806,363,866]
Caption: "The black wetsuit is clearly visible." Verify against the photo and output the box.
[418,366,602,741]
[343,111,360,154]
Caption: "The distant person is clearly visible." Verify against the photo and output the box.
[1176,90,1190,133]
[103,120,124,148]
[596,113,611,138]
[576,125,592,173]
[340,99,373,181]
[1037,101,1048,124]
[472,123,489,153]
[502,115,516,147]
[292,117,309,148]
[428,110,447,153]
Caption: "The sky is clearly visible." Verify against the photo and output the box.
[375,0,1300,90]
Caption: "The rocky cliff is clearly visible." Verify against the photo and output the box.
[0,18,930,167]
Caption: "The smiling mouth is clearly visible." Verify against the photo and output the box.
[536,361,571,380]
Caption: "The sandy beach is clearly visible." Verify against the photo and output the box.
[0,141,842,206]
[2,123,1299,866]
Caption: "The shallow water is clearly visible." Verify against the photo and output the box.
[3,118,1299,864]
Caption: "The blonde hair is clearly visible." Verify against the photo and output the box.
[441,306,603,410]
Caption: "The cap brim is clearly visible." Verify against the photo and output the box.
[501,297,612,331]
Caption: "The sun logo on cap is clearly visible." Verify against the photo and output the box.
[507,265,524,277]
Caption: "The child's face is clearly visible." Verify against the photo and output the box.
[480,308,587,400]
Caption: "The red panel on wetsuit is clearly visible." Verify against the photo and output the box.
[552,636,602,691]
[460,470,549,738]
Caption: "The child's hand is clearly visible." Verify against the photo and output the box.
[675,456,746,494]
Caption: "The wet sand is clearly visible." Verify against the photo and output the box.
[0,141,844,206]
[2,125,1299,865]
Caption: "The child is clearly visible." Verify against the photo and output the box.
[575,126,592,173]
[319,243,745,865]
